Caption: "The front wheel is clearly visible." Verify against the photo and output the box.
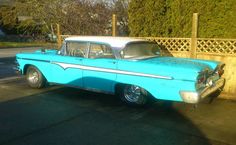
[120,85,148,106]
[26,66,46,88]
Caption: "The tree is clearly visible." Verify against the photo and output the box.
[0,0,113,36]
[112,0,129,36]
[0,0,132,37]
[128,0,168,36]
[194,0,236,38]
[128,0,236,38]
[0,5,17,33]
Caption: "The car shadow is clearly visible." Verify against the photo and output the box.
[0,57,19,79]
[0,85,214,145]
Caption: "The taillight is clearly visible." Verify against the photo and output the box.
[197,74,206,84]
[216,69,224,76]
[215,63,225,77]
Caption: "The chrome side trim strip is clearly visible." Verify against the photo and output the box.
[19,58,50,63]
[179,78,225,104]
[51,61,173,80]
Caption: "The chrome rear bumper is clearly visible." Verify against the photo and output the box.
[180,78,225,104]
[200,78,225,99]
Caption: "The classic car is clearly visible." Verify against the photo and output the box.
[15,36,225,106]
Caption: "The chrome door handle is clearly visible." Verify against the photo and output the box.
[108,61,116,64]
[76,58,83,61]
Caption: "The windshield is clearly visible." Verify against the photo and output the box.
[120,42,161,59]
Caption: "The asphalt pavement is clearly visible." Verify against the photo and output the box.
[0,47,235,145]
[0,79,236,145]
[0,47,39,79]
[0,47,40,58]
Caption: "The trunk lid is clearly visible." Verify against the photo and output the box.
[138,57,219,81]
[141,57,215,72]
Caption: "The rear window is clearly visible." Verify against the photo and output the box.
[121,42,161,59]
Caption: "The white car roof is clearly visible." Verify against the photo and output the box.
[65,36,147,48]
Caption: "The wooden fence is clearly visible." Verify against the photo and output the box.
[59,35,236,99]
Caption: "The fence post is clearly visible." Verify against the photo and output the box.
[190,13,198,58]
[112,14,117,36]
[56,23,62,49]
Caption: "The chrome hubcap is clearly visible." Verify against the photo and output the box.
[124,85,141,103]
[28,70,39,84]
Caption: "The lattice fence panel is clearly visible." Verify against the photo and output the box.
[197,39,236,55]
[144,37,191,52]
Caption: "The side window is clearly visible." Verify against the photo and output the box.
[66,42,87,57]
[89,43,115,59]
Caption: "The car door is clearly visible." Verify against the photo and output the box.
[82,42,117,93]
[50,41,88,87]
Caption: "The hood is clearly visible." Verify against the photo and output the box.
[16,49,58,61]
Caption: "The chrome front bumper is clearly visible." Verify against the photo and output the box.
[13,60,21,74]
[180,78,225,104]
[13,66,21,74]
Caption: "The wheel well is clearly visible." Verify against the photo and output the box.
[23,64,48,83]
[23,64,31,75]
[114,83,125,95]
[115,83,156,100]
[23,64,38,75]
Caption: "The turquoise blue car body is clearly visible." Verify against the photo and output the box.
[16,37,225,103]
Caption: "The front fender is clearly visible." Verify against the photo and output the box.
[17,58,53,82]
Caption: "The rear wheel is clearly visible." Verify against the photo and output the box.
[119,84,148,106]
[26,66,46,88]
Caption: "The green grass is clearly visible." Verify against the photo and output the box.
[0,42,57,49]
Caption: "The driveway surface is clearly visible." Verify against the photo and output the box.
[0,79,236,145]
[0,47,39,79]
[0,47,39,58]
[0,47,235,145]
